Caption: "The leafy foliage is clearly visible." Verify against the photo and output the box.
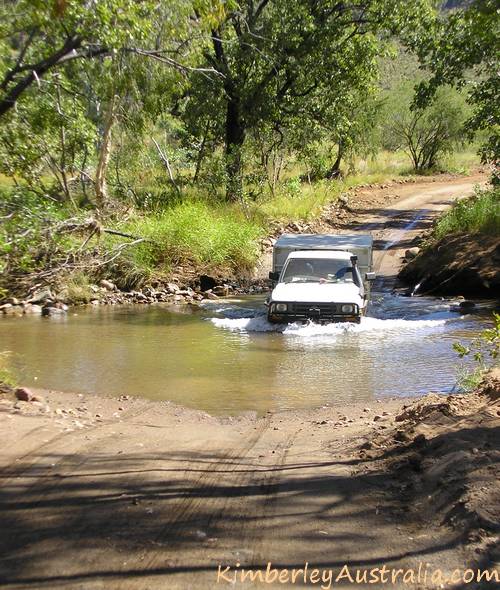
[0,1,493,296]
[415,0,500,176]
[454,313,500,366]
[383,84,469,171]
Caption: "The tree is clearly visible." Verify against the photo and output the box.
[184,0,436,200]
[383,84,468,171]
[0,1,220,207]
[415,0,500,177]
[0,0,160,118]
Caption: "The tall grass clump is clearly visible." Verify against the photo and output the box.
[433,185,500,240]
[259,179,342,221]
[0,352,16,391]
[116,202,264,275]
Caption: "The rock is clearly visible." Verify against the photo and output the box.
[99,279,116,291]
[4,297,20,305]
[31,394,45,403]
[199,275,217,292]
[28,287,53,304]
[2,305,23,316]
[405,247,420,260]
[23,303,43,315]
[413,433,427,446]
[459,300,476,310]
[42,305,67,316]
[204,290,219,300]
[373,414,384,422]
[166,282,180,294]
[212,285,229,297]
[0,304,12,313]
[15,387,34,402]
[394,430,412,443]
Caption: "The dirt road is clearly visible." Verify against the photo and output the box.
[320,172,487,286]
[1,172,496,590]
[3,389,497,590]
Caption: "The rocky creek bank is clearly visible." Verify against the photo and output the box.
[0,276,270,317]
[399,233,500,297]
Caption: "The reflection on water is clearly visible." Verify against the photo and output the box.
[0,294,493,414]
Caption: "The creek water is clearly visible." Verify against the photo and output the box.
[1,293,495,414]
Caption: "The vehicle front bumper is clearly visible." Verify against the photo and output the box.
[267,302,361,324]
[268,313,360,324]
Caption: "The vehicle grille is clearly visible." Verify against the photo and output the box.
[289,302,342,319]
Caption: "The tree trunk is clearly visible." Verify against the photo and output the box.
[326,141,344,179]
[225,97,245,201]
[95,95,117,211]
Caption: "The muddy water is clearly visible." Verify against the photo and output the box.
[0,294,494,414]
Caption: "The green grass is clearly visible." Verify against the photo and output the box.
[257,169,411,223]
[1,146,484,294]
[0,352,17,390]
[115,201,265,277]
[63,272,95,304]
[433,185,500,240]
[439,148,481,175]
[258,179,342,221]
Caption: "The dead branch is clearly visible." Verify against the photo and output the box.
[151,138,181,195]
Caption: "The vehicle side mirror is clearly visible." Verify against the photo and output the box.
[365,272,376,281]
[269,271,280,281]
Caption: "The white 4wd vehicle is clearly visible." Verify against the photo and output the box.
[267,234,375,324]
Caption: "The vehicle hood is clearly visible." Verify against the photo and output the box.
[271,282,363,305]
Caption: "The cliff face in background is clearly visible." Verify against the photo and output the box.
[399,233,500,296]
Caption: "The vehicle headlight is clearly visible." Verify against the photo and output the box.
[341,304,354,314]
[275,303,288,312]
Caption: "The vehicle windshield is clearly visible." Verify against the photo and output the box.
[281,258,355,284]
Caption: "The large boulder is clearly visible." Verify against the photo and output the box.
[15,387,34,402]
[28,287,53,304]
[99,279,116,291]
[23,304,43,315]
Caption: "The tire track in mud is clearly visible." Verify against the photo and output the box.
[0,401,167,586]
[129,414,274,578]
[244,428,301,566]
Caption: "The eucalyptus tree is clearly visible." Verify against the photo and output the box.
[0,0,220,206]
[183,0,436,200]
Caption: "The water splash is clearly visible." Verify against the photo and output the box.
[210,314,450,336]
